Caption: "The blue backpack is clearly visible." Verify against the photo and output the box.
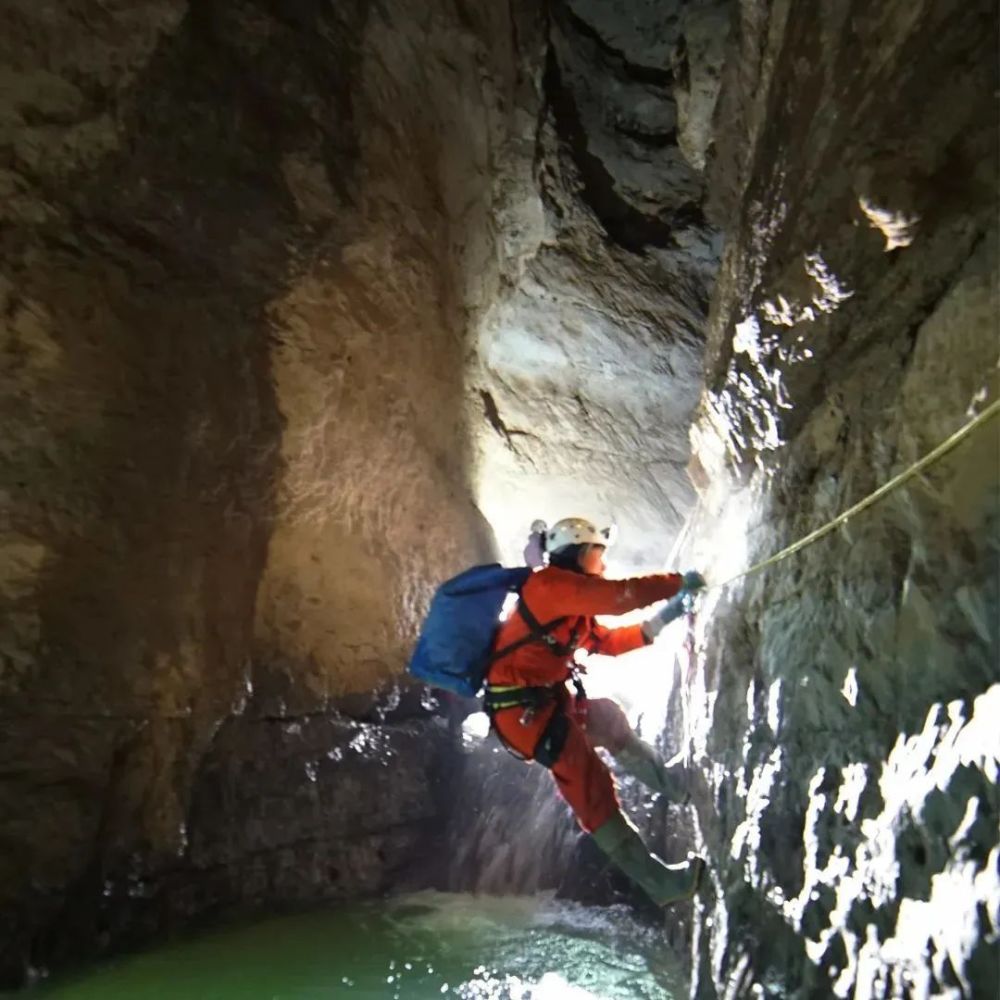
[407,564,538,698]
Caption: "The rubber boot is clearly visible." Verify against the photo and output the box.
[591,811,705,906]
[614,734,690,802]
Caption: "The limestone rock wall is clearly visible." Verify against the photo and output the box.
[662,2,1000,995]
[441,727,579,899]
[0,0,532,982]
[251,0,537,708]
[1,0,282,979]
[473,0,726,569]
[24,709,453,976]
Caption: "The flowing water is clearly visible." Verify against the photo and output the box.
[15,892,682,1000]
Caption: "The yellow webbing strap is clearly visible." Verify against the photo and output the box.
[486,671,575,711]
[712,397,1000,591]
[483,684,541,711]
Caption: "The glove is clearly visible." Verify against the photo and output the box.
[641,592,687,641]
[682,570,707,592]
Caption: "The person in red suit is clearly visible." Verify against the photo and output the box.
[485,516,706,905]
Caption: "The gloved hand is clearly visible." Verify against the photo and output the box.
[641,592,687,641]
[682,570,707,592]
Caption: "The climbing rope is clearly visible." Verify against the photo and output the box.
[710,397,1000,591]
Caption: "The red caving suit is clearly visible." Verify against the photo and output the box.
[487,565,682,832]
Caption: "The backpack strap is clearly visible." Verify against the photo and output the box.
[487,594,583,666]
[486,610,563,664]
[514,597,584,658]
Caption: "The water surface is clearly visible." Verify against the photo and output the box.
[20,892,681,999]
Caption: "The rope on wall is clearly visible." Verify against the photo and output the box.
[710,397,1000,592]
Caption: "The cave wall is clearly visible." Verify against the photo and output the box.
[0,0,736,981]
[0,0,537,981]
[1,0,285,977]
[664,1,999,995]
[250,0,536,708]
[473,0,726,569]
[5,0,995,993]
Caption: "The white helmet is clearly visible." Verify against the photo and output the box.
[544,517,615,554]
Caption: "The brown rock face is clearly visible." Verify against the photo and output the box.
[2,0,286,976]
[3,0,718,975]
[0,0,521,981]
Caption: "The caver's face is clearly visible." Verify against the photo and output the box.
[578,543,607,577]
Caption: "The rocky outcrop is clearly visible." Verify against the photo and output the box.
[661,1,999,996]
[474,0,725,569]
[21,703,452,976]
[0,0,523,982]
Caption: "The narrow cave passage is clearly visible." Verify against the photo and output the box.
[1,1,997,999]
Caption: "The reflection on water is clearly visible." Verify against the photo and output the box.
[15,892,681,1000]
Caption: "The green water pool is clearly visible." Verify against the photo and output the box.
[15,892,681,999]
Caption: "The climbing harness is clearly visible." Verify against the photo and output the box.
[711,398,1000,591]
[485,676,587,768]
[485,597,589,768]
[483,685,556,715]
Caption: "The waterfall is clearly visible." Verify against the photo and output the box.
[439,712,581,897]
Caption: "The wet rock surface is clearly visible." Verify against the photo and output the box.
[0,0,508,982]
[660,1,999,996]
[475,0,725,567]
[17,705,451,979]
[438,717,579,900]
[1,0,724,980]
